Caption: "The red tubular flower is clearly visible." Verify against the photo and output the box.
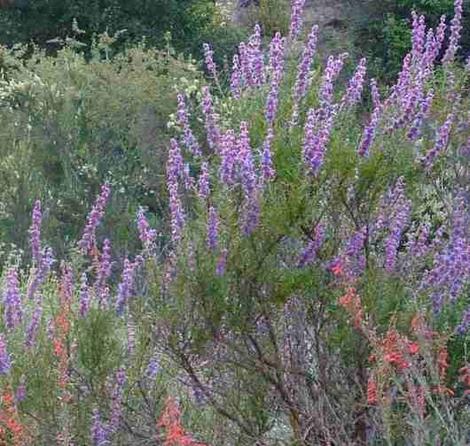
[338,287,363,329]
[437,346,450,380]
[0,389,25,445]
[157,397,207,446]
[367,375,378,405]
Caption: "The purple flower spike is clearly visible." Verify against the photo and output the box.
[384,178,411,272]
[421,113,453,169]
[242,193,261,236]
[238,42,251,88]
[91,409,109,446]
[198,162,210,200]
[330,227,367,279]
[109,368,126,433]
[265,32,286,126]
[291,24,319,125]
[146,356,160,380]
[238,122,257,196]
[230,54,242,98]
[302,108,335,175]
[95,239,112,308]
[408,89,434,141]
[261,128,275,182]
[443,0,463,64]
[60,262,74,303]
[0,334,11,375]
[298,224,326,267]
[421,198,470,313]
[289,0,306,40]
[137,207,157,250]
[203,43,217,79]
[27,246,54,300]
[318,53,348,110]
[79,273,90,318]
[216,248,228,276]
[207,206,219,252]
[176,93,201,157]
[457,308,470,335]
[115,257,142,316]
[247,24,265,87]
[167,139,186,245]
[167,138,184,183]
[79,183,111,254]
[219,130,238,186]
[411,11,426,61]
[358,105,381,157]
[201,86,220,152]
[29,200,42,265]
[370,79,381,109]
[3,267,22,330]
[25,304,42,349]
[341,58,367,108]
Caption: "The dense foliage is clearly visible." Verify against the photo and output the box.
[0,0,470,445]
[0,0,245,59]
[0,38,201,259]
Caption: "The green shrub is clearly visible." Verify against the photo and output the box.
[0,39,202,258]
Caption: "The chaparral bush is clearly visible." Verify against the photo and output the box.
[0,36,201,259]
[1,0,470,445]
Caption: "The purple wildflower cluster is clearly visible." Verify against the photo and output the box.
[443,0,463,64]
[79,273,90,317]
[289,0,306,40]
[298,224,326,267]
[207,206,219,252]
[247,24,265,87]
[91,408,109,446]
[79,183,111,254]
[219,130,238,186]
[146,355,160,380]
[29,200,42,265]
[201,86,220,152]
[265,33,286,126]
[167,139,186,245]
[0,334,11,375]
[358,105,381,157]
[137,207,157,250]
[421,198,470,315]
[25,305,42,349]
[261,128,275,182]
[109,368,126,433]
[1,3,470,441]
[203,43,217,79]
[406,222,431,260]
[95,238,112,307]
[341,58,367,109]
[318,53,348,110]
[115,256,143,315]
[291,24,319,125]
[3,267,22,330]
[302,107,335,175]
[232,25,266,97]
[331,227,368,279]
[198,161,210,200]
[27,246,54,300]
[421,113,454,169]
[383,178,412,272]
[177,93,201,157]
